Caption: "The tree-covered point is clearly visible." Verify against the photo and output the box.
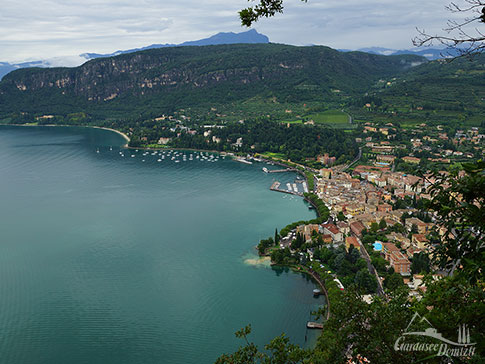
[131,118,359,164]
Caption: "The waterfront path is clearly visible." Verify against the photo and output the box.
[306,268,331,320]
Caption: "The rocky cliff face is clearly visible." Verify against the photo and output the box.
[0,43,426,116]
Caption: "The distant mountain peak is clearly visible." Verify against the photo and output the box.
[181,29,269,46]
[81,29,269,60]
[1,29,270,80]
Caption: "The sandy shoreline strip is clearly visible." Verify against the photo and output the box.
[5,124,131,147]
[90,126,130,145]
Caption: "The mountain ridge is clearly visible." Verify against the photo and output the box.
[0,43,426,122]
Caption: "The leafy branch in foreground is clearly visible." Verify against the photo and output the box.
[425,160,485,283]
[215,324,310,364]
[239,0,307,26]
[413,1,485,57]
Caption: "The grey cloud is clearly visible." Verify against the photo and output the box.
[0,0,462,62]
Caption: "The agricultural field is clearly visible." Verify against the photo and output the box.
[305,109,350,125]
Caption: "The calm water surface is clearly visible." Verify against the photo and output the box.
[0,126,323,364]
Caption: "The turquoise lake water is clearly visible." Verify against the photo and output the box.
[0,126,323,364]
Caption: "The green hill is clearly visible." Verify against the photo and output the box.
[349,54,485,127]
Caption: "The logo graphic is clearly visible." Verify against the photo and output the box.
[394,312,476,357]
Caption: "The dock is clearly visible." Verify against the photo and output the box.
[306,322,324,329]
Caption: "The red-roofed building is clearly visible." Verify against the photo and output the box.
[345,236,361,252]
[322,223,343,243]
[377,203,392,213]
[350,221,366,237]
[382,243,411,275]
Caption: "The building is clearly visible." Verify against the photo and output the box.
[377,203,392,213]
[336,221,350,235]
[376,155,396,164]
[382,243,411,275]
[405,218,429,234]
[296,224,320,242]
[322,223,343,243]
[346,204,364,216]
[372,145,394,154]
[345,236,361,252]
[412,234,429,250]
[375,177,387,188]
[365,204,377,213]
[402,156,421,164]
[320,168,332,179]
[158,137,172,145]
[319,153,336,166]
[350,221,366,237]
[386,232,411,249]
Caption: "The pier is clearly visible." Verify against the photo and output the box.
[306,322,324,329]
[267,168,297,173]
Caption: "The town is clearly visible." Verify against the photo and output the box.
[257,120,484,304]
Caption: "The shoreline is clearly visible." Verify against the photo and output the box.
[4,123,131,147]
[5,122,325,333]
[90,126,130,145]
[270,263,330,321]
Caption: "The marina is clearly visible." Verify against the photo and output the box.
[270,181,304,196]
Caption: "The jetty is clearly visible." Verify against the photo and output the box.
[306,322,324,329]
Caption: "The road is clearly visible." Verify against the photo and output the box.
[355,235,386,297]
[342,147,362,172]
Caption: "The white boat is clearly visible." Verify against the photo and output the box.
[235,158,253,165]
[262,167,269,173]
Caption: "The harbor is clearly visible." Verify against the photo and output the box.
[269,177,308,196]
[270,181,304,196]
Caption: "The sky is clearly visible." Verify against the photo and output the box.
[0,0,462,63]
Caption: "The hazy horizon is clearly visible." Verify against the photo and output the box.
[1,0,459,63]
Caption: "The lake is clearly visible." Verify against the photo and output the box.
[0,125,323,364]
